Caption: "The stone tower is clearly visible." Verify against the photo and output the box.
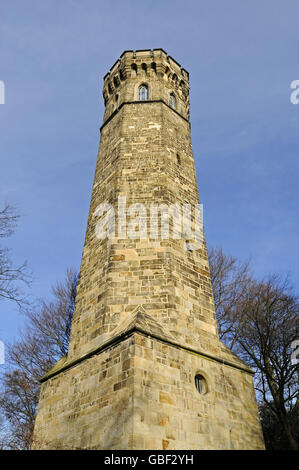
[32,49,264,450]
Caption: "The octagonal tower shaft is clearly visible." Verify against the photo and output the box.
[32,50,265,451]
[67,48,218,361]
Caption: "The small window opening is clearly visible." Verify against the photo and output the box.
[170,94,176,110]
[186,241,193,252]
[176,153,181,165]
[151,62,157,73]
[114,94,119,110]
[131,63,138,75]
[113,76,119,88]
[194,374,207,395]
[139,84,148,101]
[141,63,147,73]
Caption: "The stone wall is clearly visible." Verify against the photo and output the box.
[32,330,264,450]
[32,49,265,450]
[33,336,135,450]
[68,97,219,361]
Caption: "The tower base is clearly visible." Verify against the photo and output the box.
[32,310,264,450]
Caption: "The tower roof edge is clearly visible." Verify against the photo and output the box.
[103,49,189,81]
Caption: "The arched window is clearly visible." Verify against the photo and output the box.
[139,84,148,101]
[170,94,176,110]
[194,374,208,395]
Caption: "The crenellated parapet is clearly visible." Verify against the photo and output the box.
[102,49,190,123]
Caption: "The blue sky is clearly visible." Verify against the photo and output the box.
[0,0,299,347]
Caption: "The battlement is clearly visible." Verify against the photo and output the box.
[102,49,190,122]
[104,49,189,82]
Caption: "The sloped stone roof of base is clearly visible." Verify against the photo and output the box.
[217,341,252,371]
[112,306,251,372]
[41,306,252,382]
[110,306,177,343]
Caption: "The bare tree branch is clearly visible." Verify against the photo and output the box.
[209,248,299,449]
[0,203,32,307]
[0,268,78,449]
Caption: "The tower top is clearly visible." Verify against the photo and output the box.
[101,49,190,123]
[104,49,189,81]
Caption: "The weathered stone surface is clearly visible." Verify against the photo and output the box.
[32,331,264,450]
[32,49,265,450]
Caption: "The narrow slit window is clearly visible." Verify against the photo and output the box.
[114,94,119,110]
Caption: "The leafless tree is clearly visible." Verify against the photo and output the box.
[232,276,299,450]
[0,203,31,307]
[208,247,299,449]
[208,246,252,346]
[0,268,78,449]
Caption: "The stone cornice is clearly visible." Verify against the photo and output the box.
[100,99,190,132]
[40,323,254,384]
